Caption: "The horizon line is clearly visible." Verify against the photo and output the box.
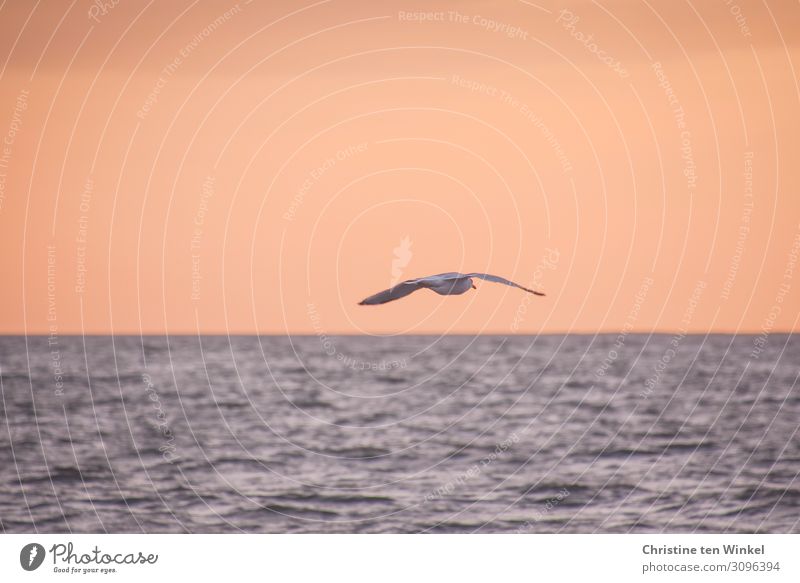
[1,330,794,337]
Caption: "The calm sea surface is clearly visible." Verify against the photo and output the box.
[1,334,798,533]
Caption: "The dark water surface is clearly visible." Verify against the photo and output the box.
[1,334,798,533]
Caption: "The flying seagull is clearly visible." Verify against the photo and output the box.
[359,272,545,305]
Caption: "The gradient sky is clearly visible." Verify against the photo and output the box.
[0,0,798,335]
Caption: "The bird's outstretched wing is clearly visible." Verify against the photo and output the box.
[358,280,425,305]
[466,273,545,296]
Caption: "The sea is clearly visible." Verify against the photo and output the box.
[1,334,798,533]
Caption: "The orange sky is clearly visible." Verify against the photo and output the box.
[0,0,798,335]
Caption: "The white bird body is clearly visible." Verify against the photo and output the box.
[425,274,474,296]
[359,271,545,305]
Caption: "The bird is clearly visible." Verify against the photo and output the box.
[358,272,545,305]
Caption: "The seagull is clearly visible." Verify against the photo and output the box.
[359,272,545,305]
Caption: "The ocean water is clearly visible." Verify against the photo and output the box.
[0,334,798,533]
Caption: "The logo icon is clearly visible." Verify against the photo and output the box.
[390,235,413,286]
[20,543,45,571]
